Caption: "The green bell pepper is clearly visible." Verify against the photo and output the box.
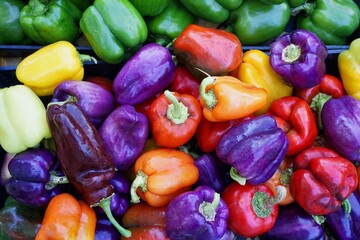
[147,0,195,46]
[0,197,44,240]
[71,0,93,11]
[0,0,33,45]
[80,0,148,64]
[19,0,82,45]
[228,0,291,45]
[179,0,243,24]
[130,0,170,17]
[294,0,360,45]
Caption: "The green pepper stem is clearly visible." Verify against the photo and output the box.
[310,92,332,130]
[199,76,218,110]
[199,192,220,221]
[291,2,316,16]
[29,0,47,16]
[282,43,301,63]
[279,168,293,186]
[342,199,352,218]
[312,215,326,225]
[45,171,69,190]
[252,186,286,218]
[78,53,97,64]
[229,167,246,186]
[164,90,189,124]
[98,195,132,238]
[130,170,148,203]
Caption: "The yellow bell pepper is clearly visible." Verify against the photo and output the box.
[234,49,293,115]
[15,41,96,97]
[0,85,51,153]
[338,38,360,99]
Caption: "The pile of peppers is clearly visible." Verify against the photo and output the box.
[2,1,360,239]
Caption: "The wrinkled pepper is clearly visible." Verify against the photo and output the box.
[80,0,148,64]
[165,186,229,239]
[19,0,82,45]
[0,85,51,154]
[338,38,360,100]
[235,49,293,115]
[294,0,360,45]
[228,0,291,45]
[199,75,268,122]
[16,41,96,97]
[147,0,195,46]
[268,96,318,156]
[148,90,202,148]
[173,24,242,78]
[0,197,44,240]
[130,148,199,207]
[35,193,96,240]
[46,102,131,238]
[0,0,33,45]
[130,0,169,16]
[179,0,243,23]
[290,147,358,215]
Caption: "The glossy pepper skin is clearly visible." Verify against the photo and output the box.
[290,147,358,215]
[130,148,199,207]
[130,0,169,16]
[228,0,290,45]
[268,96,318,156]
[173,24,242,78]
[168,64,201,100]
[113,43,175,105]
[80,0,147,64]
[0,197,44,240]
[99,105,149,171]
[179,0,242,23]
[0,0,32,45]
[165,186,229,239]
[0,85,51,154]
[52,80,115,128]
[270,29,328,89]
[148,90,202,148]
[199,75,268,122]
[16,41,96,97]
[338,38,360,100]
[46,102,131,238]
[216,115,288,185]
[295,0,360,45]
[2,148,67,208]
[19,0,82,45]
[262,203,325,240]
[147,0,195,46]
[35,193,97,240]
[321,96,360,162]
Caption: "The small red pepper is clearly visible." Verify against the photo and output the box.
[148,90,202,148]
[290,147,358,215]
[222,182,286,238]
[268,96,318,156]
[168,64,201,100]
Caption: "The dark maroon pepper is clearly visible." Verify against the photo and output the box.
[46,101,131,238]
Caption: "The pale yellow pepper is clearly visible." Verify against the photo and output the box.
[15,41,96,96]
[235,49,293,115]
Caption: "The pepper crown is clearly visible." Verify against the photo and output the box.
[164,90,189,124]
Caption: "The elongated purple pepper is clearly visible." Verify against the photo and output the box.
[113,43,175,105]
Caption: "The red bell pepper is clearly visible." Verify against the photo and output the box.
[222,182,286,238]
[267,96,318,156]
[290,147,358,215]
[148,90,202,148]
[168,64,201,100]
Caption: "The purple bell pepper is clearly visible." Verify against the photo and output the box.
[325,191,360,240]
[99,104,149,171]
[113,43,175,105]
[262,203,325,240]
[320,95,360,161]
[51,80,115,127]
[216,114,288,185]
[165,185,229,240]
[1,148,68,208]
[270,29,327,89]
[95,215,121,240]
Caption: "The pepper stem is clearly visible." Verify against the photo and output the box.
[312,215,326,225]
[282,43,301,63]
[164,90,189,124]
[229,167,246,186]
[342,199,352,218]
[252,186,286,218]
[279,168,293,186]
[199,192,220,221]
[199,76,218,110]
[29,0,47,16]
[291,2,316,16]
[130,170,148,203]
[45,171,69,190]
[97,195,132,238]
[310,92,332,130]
[78,53,97,64]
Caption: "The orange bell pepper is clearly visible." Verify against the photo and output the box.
[35,193,96,240]
[199,75,268,122]
[130,148,199,207]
